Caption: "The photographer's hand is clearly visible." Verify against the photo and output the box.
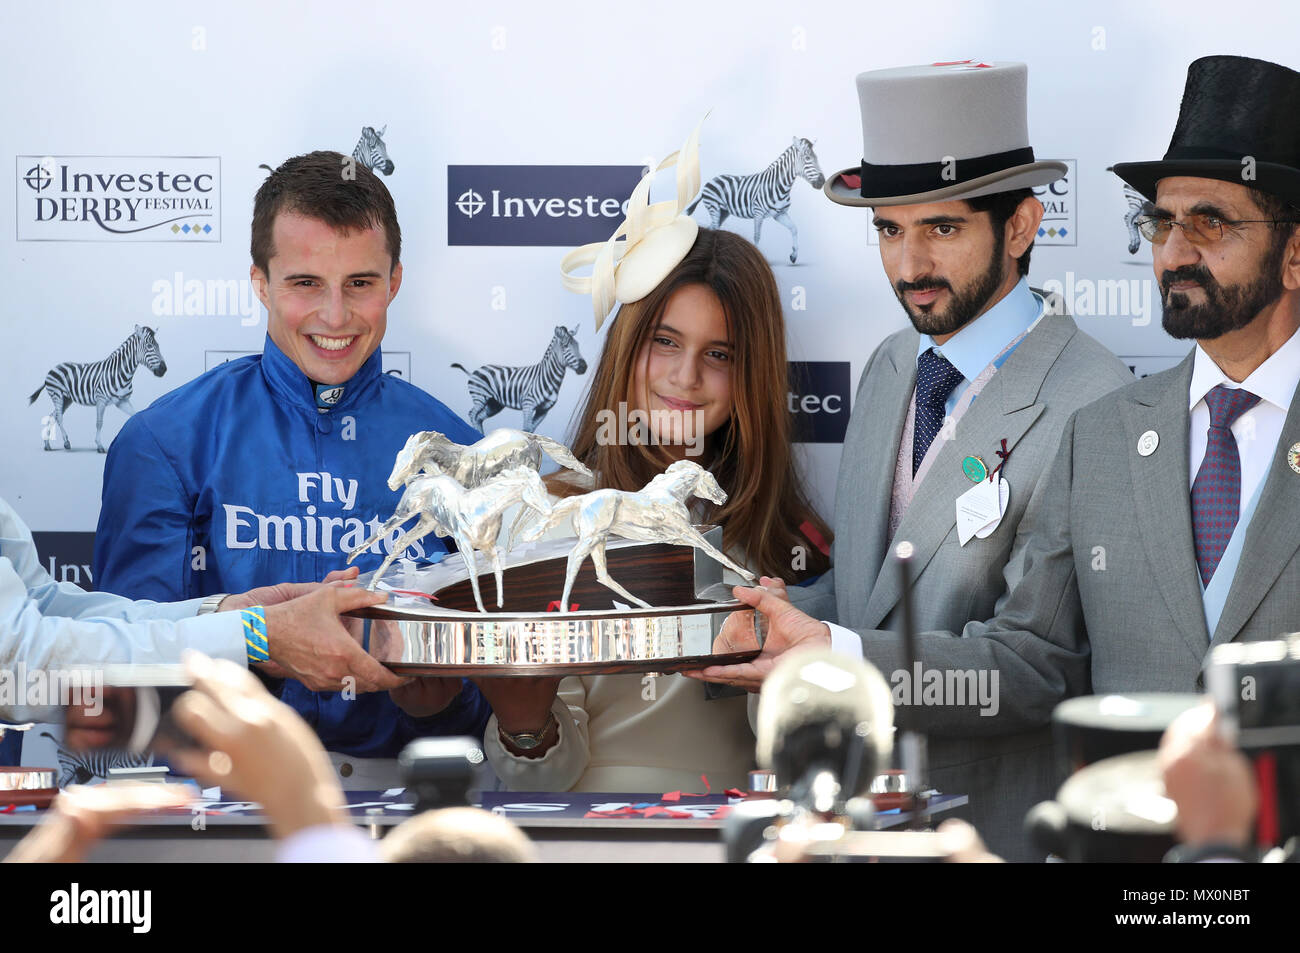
[1159,703,1257,848]
[169,652,348,841]
[4,783,192,864]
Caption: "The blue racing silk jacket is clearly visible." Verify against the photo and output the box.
[93,336,490,757]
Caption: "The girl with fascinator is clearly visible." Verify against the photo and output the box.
[478,217,833,792]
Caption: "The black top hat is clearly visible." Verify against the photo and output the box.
[1112,55,1300,207]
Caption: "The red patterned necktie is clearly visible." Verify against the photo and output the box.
[1190,384,1261,585]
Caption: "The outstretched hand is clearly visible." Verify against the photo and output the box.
[220,566,361,613]
[682,577,831,693]
[259,582,404,693]
[4,782,193,864]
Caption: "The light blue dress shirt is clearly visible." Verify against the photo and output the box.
[916,278,1045,417]
[0,495,243,724]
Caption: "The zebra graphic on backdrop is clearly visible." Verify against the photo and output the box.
[687,137,826,264]
[352,124,395,175]
[28,325,167,453]
[259,124,395,176]
[452,325,587,432]
[1121,185,1150,255]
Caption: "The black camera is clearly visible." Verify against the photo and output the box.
[398,737,486,813]
[64,664,199,759]
[1209,634,1300,848]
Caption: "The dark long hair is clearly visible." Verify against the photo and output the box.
[555,228,832,581]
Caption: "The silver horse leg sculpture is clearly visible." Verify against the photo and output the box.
[348,505,422,588]
[488,544,506,609]
[452,529,491,613]
[506,502,539,549]
[368,516,443,592]
[662,523,757,583]
[558,537,592,613]
[586,541,651,609]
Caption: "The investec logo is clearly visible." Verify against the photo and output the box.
[788,361,850,443]
[1032,158,1077,246]
[447,164,644,246]
[17,155,220,242]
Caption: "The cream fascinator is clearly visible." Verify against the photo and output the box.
[561,118,704,331]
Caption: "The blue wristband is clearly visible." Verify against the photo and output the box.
[241,606,270,664]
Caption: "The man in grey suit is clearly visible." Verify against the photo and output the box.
[687,62,1132,860]
[698,55,1300,860]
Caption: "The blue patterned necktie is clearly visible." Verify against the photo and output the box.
[1190,384,1261,586]
[913,348,966,475]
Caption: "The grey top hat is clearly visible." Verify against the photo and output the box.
[825,61,1067,207]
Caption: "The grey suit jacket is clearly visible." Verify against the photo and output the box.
[794,306,1133,861]
[975,352,1300,695]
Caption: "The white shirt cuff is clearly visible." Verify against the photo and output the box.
[826,621,864,659]
[276,824,381,863]
[483,696,586,791]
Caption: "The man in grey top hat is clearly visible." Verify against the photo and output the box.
[689,61,1132,860]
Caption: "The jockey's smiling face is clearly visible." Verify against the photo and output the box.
[251,211,401,386]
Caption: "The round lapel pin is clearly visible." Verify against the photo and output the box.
[1289,442,1300,474]
[961,455,988,483]
[1137,430,1159,457]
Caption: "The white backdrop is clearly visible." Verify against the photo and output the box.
[4,0,1300,578]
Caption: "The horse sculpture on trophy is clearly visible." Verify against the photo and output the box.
[514,459,756,611]
[386,427,591,491]
[348,466,551,612]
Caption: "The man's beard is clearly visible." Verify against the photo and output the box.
[1160,236,1288,340]
[893,239,1007,338]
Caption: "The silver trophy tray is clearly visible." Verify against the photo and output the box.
[347,531,764,676]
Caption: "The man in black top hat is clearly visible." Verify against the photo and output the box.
[705,55,1300,841]
[970,53,1300,703]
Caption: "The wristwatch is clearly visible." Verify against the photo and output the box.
[197,593,230,615]
[500,712,558,751]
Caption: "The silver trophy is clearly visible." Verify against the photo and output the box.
[347,432,765,675]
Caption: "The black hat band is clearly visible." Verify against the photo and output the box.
[858,146,1036,198]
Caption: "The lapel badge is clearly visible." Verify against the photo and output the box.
[1288,442,1300,475]
[961,455,988,483]
[1137,430,1159,457]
